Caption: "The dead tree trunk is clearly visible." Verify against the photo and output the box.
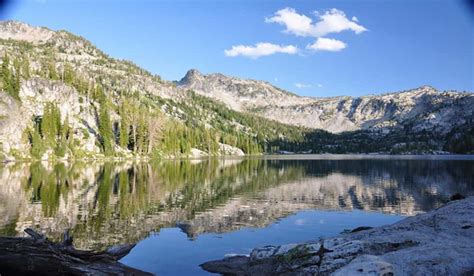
[0,228,151,275]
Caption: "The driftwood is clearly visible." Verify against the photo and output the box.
[0,228,152,275]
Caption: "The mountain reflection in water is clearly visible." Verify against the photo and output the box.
[0,156,473,250]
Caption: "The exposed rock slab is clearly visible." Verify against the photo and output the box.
[201,197,474,275]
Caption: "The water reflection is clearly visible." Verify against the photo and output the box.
[0,157,472,250]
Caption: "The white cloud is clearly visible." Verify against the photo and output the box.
[266,8,367,38]
[224,42,298,59]
[226,7,365,58]
[314,8,367,37]
[317,83,323,88]
[295,82,312,88]
[265,7,316,37]
[307,37,347,52]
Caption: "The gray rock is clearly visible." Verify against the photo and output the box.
[178,69,474,134]
[333,255,394,276]
[250,245,278,261]
[201,197,474,275]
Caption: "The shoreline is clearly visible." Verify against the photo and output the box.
[201,197,474,275]
[2,153,474,164]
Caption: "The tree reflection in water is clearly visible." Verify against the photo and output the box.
[0,157,472,250]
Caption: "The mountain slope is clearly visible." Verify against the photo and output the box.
[177,69,314,111]
[0,20,472,160]
[178,69,473,134]
[0,21,312,160]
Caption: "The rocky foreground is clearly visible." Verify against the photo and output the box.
[201,197,474,275]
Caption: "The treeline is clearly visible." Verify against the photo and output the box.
[118,95,261,156]
[28,103,72,159]
[2,40,306,158]
[1,53,29,100]
[97,89,225,158]
[1,51,91,100]
[99,87,314,157]
[443,120,474,153]
[169,91,308,154]
[115,95,164,157]
[36,58,92,96]
[276,126,470,154]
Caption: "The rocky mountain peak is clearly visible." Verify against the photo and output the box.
[417,85,440,95]
[178,69,203,85]
[408,85,438,95]
[0,20,54,43]
[419,85,436,91]
[176,66,472,134]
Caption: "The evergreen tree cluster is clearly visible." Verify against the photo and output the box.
[2,38,309,158]
[1,53,28,100]
[98,91,115,156]
[444,120,474,153]
[28,103,71,159]
[117,97,164,156]
[38,59,90,96]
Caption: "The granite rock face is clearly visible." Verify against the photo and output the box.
[178,70,474,134]
[0,78,104,160]
[0,21,54,43]
[0,23,251,160]
[201,197,474,275]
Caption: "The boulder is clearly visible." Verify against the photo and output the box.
[201,197,474,275]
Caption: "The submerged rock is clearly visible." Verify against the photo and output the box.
[450,193,466,201]
[350,226,373,233]
[201,197,474,275]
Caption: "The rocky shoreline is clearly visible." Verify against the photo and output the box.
[201,197,474,275]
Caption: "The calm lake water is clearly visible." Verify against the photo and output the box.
[1,155,473,275]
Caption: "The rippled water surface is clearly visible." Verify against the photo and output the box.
[1,155,473,274]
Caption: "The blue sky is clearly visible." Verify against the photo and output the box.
[2,0,473,97]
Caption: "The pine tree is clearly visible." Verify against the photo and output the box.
[48,61,58,80]
[63,63,75,85]
[21,56,30,79]
[55,113,71,157]
[136,114,148,154]
[29,126,45,159]
[1,54,19,100]
[119,101,130,149]
[41,103,61,145]
[12,58,21,99]
[1,53,11,91]
[98,94,114,156]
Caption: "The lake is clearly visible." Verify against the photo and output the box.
[0,155,473,275]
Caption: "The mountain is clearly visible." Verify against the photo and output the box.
[178,70,473,134]
[177,69,314,112]
[0,20,472,161]
[0,21,306,161]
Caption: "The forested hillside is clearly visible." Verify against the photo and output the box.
[0,21,472,161]
[0,21,312,161]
